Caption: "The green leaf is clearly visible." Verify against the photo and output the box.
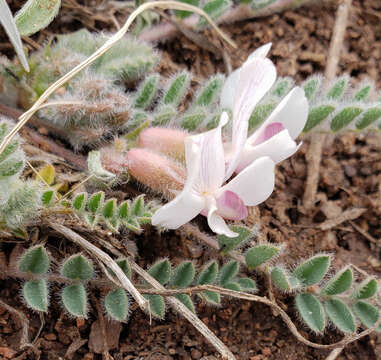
[303,77,321,101]
[148,259,171,285]
[201,290,220,305]
[352,278,378,300]
[42,190,55,206]
[223,282,241,291]
[321,267,353,296]
[171,262,195,288]
[295,293,326,333]
[325,298,356,333]
[105,288,129,321]
[353,85,372,102]
[0,159,24,177]
[271,266,291,291]
[0,0,29,71]
[163,71,190,105]
[327,77,348,100]
[219,260,239,286]
[134,74,159,110]
[292,255,331,287]
[118,201,130,220]
[330,107,363,132]
[195,75,224,106]
[249,103,276,130]
[356,108,381,130]
[62,284,87,318]
[303,105,335,133]
[144,294,165,319]
[102,198,117,219]
[245,244,280,269]
[237,278,257,291]
[23,279,48,312]
[218,225,252,254]
[175,293,195,312]
[174,0,200,18]
[116,259,132,279]
[18,245,50,275]
[272,78,294,98]
[72,192,87,212]
[0,140,19,164]
[180,107,207,131]
[352,301,379,328]
[152,105,176,126]
[198,0,231,26]
[87,191,104,214]
[15,0,61,36]
[61,254,94,281]
[196,261,218,285]
[131,195,145,217]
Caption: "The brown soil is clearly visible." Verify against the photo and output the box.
[1,0,381,359]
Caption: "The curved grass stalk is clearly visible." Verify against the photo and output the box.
[0,0,236,156]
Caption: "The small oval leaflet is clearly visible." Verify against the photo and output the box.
[62,284,87,318]
[61,254,94,281]
[295,293,326,333]
[324,298,356,334]
[18,245,50,275]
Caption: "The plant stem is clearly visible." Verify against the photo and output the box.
[139,0,319,43]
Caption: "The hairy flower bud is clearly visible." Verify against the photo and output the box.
[126,148,185,197]
[138,127,187,161]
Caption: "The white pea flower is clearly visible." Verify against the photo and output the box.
[221,43,309,173]
[152,113,275,238]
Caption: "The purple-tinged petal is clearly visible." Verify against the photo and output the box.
[237,129,300,172]
[253,122,285,145]
[216,190,248,220]
[249,87,308,144]
[222,156,275,206]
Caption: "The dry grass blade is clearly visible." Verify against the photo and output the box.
[0,0,236,156]
[48,222,148,311]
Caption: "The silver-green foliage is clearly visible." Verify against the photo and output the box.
[1,29,159,149]
[15,0,61,36]
[269,254,380,334]
[72,192,154,234]
[0,118,42,230]
[249,74,381,134]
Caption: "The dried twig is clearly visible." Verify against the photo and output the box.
[48,222,148,311]
[0,299,31,349]
[319,208,366,231]
[303,0,352,210]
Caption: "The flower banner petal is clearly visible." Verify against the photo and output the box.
[226,58,277,180]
